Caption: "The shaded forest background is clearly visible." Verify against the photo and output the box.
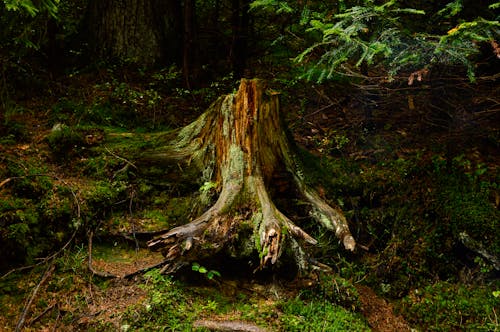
[0,0,499,331]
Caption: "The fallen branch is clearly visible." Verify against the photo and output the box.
[193,320,268,332]
[459,232,500,271]
[27,303,57,326]
[1,230,77,280]
[123,259,169,279]
[15,263,55,332]
[104,146,138,170]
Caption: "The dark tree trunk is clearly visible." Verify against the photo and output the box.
[144,79,355,274]
[230,0,250,78]
[85,0,181,65]
[183,0,195,88]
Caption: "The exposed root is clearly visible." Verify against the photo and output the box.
[148,153,245,264]
[253,174,317,268]
[302,187,356,251]
[147,170,324,273]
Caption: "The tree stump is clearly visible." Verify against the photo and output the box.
[147,79,355,273]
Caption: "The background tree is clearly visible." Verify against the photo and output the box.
[230,0,251,77]
[83,0,182,65]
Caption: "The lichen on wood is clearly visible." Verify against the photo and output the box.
[146,78,355,274]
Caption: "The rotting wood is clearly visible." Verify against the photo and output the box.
[193,319,268,332]
[145,79,356,273]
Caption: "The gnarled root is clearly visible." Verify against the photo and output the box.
[147,170,244,270]
[147,172,319,273]
[252,175,317,269]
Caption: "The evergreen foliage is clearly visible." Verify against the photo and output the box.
[251,0,500,81]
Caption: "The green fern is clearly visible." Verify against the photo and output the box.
[250,0,294,13]
[437,0,463,18]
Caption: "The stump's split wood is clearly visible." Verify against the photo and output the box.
[147,79,355,273]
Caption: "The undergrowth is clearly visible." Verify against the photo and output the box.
[398,281,500,331]
[1,65,498,331]
[120,268,369,331]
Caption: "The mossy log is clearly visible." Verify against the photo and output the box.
[146,79,355,273]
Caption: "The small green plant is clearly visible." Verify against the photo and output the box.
[315,129,350,154]
[191,262,221,280]
[199,181,217,193]
[123,269,197,331]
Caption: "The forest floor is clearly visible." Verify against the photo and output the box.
[0,121,407,331]
[1,68,499,331]
[0,238,409,331]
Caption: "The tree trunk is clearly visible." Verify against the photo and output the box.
[183,0,195,88]
[147,79,355,274]
[85,0,181,65]
[230,0,250,78]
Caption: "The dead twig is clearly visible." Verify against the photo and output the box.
[0,177,13,188]
[459,232,500,271]
[15,263,55,332]
[104,146,138,170]
[193,320,268,332]
[1,230,78,280]
[303,103,336,119]
[27,303,57,326]
[123,259,170,279]
[51,306,61,332]
[86,229,172,279]
[128,188,140,252]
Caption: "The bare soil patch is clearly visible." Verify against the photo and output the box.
[357,284,411,332]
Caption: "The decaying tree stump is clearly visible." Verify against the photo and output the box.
[147,79,355,273]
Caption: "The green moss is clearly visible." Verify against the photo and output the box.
[279,297,369,331]
[0,159,80,268]
[252,211,263,253]
[226,220,256,258]
[165,197,195,224]
[120,268,368,332]
[123,269,195,331]
[399,281,500,331]
[46,124,86,158]
[435,170,499,258]
[304,273,362,310]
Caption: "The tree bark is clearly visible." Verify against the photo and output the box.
[85,0,181,65]
[146,79,355,274]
